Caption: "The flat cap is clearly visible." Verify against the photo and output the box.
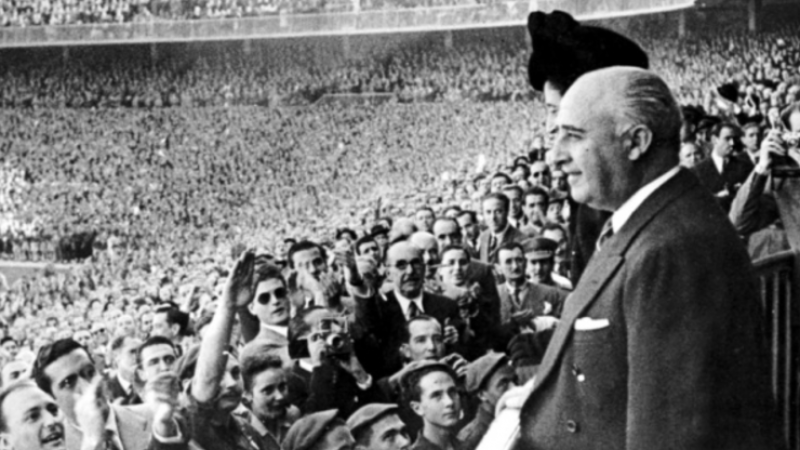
[521,237,558,261]
[283,409,340,450]
[397,360,454,388]
[527,10,649,91]
[346,404,399,438]
[464,352,510,393]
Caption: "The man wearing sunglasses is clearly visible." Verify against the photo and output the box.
[239,264,292,367]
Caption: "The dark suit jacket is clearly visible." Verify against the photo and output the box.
[518,169,778,450]
[354,290,462,378]
[441,260,502,354]
[497,281,566,327]
[477,225,528,264]
[691,154,753,211]
[105,373,141,406]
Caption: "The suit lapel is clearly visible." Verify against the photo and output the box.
[532,169,696,391]
[113,404,149,450]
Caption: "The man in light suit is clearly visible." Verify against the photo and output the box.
[505,67,780,450]
[31,339,187,450]
[477,193,527,264]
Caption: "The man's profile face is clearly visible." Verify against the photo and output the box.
[250,279,290,327]
[249,367,288,422]
[366,413,411,450]
[139,313,153,336]
[402,319,444,362]
[432,221,462,249]
[43,349,98,424]
[712,126,738,158]
[438,249,469,287]
[411,371,460,429]
[482,198,508,233]
[503,189,522,219]
[478,365,517,413]
[292,248,327,281]
[498,248,525,283]
[552,78,632,211]
[544,81,564,148]
[116,337,142,379]
[139,344,176,382]
[150,312,175,340]
[456,215,478,241]
[1,386,65,450]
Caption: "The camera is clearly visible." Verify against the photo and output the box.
[314,317,353,358]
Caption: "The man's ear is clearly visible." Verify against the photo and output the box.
[410,400,423,417]
[247,301,256,315]
[400,344,411,361]
[626,125,653,161]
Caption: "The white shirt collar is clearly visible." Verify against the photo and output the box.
[261,324,287,337]
[393,290,424,320]
[116,373,132,394]
[611,166,681,234]
[490,223,510,239]
[711,151,726,174]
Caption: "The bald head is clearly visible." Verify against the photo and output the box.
[553,67,681,211]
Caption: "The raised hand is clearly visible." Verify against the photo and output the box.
[224,249,255,308]
[144,372,182,439]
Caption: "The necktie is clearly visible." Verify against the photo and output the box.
[407,301,420,319]
[596,219,615,252]
[104,430,121,450]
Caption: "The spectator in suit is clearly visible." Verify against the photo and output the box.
[495,242,563,338]
[739,119,763,165]
[136,336,178,386]
[354,235,381,261]
[539,224,573,290]
[507,66,779,450]
[353,241,461,378]
[457,353,516,450]
[347,403,411,450]
[105,335,142,405]
[501,186,525,230]
[401,362,462,450]
[528,161,551,189]
[522,237,570,294]
[691,121,754,211]
[150,305,189,357]
[454,211,480,256]
[477,193,526,264]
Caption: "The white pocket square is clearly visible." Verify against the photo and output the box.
[574,317,610,331]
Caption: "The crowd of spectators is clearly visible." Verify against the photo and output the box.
[0,8,798,450]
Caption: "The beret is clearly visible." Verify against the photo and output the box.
[346,403,399,439]
[283,409,340,450]
[464,352,510,393]
[527,10,649,91]
[521,237,558,261]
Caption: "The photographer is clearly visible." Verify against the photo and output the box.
[729,103,800,259]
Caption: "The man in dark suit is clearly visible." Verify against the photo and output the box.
[477,193,527,264]
[105,335,142,405]
[506,67,778,450]
[354,241,462,378]
[691,121,754,211]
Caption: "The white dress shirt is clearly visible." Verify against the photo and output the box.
[394,290,424,320]
[611,166,681,234]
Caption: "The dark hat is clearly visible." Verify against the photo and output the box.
[681,105,706,126]
[527,10,649,91]
[283,409,341,450]
[464,352,510,393]
[370,224,390,238]
[716,82,740,103]
[736,113,764,129]
[396,360,454,388]
[521,237,558,261]
[346,404,399,439]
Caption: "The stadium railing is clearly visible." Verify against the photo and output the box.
[754,249,800,450]
[0,0,694,47]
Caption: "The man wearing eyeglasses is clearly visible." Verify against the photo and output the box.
[30,339,187,450]
[354,241,462,379]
